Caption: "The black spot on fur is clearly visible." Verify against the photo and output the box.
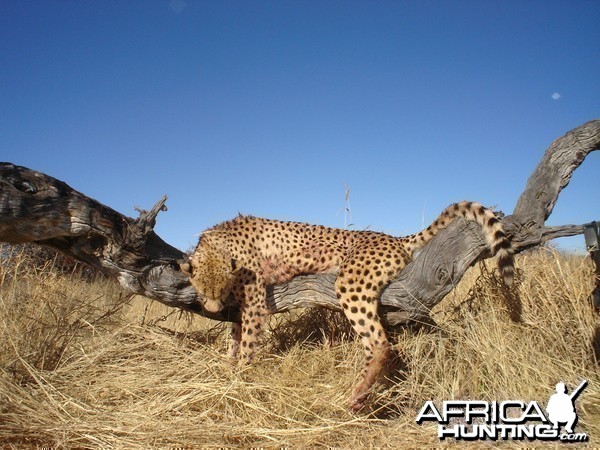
[487,216,499,227]
[492,239,512,252]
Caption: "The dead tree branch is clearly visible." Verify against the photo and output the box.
[1,119,599,325]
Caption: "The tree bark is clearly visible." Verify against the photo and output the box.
[1,120,599,325]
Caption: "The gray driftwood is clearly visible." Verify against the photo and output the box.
[1,119,599,325]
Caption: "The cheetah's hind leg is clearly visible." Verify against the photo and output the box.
[335,270,392,412]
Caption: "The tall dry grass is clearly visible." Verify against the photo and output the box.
[0,244,598,448]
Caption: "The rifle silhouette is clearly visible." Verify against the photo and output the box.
[569,380,588,401]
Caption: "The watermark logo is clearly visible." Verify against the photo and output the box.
[416,380,588,442]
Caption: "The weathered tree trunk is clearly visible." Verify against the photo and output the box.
[1,120,599,325]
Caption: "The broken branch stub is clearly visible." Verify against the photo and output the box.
[1,119,599,325]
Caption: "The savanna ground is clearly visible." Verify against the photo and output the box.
[0,243,598,448]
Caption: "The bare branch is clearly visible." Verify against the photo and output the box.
[542,224,588,242]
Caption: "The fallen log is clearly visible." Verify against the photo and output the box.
[1,119,599,325]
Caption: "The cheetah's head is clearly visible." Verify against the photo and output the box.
[180,239,237,313]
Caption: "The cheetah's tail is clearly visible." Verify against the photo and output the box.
[401,201,514,286]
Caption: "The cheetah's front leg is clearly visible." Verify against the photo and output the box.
[231,269,268,363]
[227,322,242,360]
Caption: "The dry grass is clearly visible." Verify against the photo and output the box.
[1,244,598,448]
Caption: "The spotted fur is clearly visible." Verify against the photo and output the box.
[181,201,514,411]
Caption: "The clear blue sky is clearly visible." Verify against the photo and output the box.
[1,1,599,252]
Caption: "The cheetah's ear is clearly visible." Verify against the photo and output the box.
[201,229,229,245]
[202,229,226,237]
[180,262,192,275]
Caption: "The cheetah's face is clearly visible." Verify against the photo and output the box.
[180,246,237,313]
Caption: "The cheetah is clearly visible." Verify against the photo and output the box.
[180,201,514,411]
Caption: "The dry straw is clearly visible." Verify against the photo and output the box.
[1,244,598,448]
